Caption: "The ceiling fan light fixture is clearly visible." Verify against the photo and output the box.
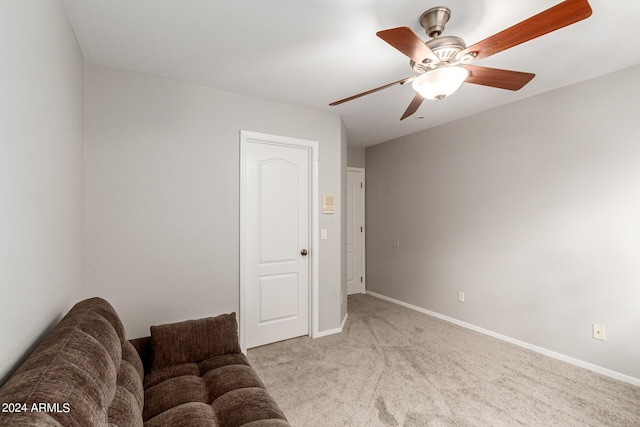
[412,66,469,100]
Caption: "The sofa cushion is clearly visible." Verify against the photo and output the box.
[198,353,251,373]
[108,386,143,427]
[0,297,144,427]
[150,313,240,370]
[144,402,219,427]
[144,362,200,389]
[212,388,288,427]
[118,344,145,411]
[123,339,145,383]
[143,374,208,420]
[203,364,265,403]
[142,349,288,426]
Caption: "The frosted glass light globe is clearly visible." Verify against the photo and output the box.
[412,66,469,100]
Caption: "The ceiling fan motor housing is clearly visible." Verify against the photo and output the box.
[410,36,466,73]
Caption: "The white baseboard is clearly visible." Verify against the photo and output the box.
[314,312,348,338]
[366,291,640,387]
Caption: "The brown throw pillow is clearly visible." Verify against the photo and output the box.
[150,313,241,370]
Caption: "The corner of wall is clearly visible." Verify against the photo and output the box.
[340,118,348,322]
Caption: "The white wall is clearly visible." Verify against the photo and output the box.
[0,1,85,383]
[366,64,640,382]
[85,64,345,338]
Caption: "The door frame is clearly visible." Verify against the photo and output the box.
[239,130,319,352]
[347,167,366,294]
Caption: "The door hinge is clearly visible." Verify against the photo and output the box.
[360,226,363,232]
[360,277,363,283]
[360,182,363,188]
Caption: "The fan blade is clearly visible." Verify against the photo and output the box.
[377,27,440,65]
[459,0,592,63]
[329,76,414,106]
[463,65,535,91]
[400,93,424,120]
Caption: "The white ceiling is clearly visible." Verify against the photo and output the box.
[62,0,640,148]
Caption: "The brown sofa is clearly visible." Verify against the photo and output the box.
[0,297,290,426]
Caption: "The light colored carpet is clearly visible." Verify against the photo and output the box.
[248,294,640,426]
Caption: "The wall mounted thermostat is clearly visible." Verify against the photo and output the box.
[322,195,335,214]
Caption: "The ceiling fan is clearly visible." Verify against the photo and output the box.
[330,0,592,120]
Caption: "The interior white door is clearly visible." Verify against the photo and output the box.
[241,133,311,349]
[347,168,365,295]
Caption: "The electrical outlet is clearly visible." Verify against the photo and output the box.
[592,323,605,341]
[458,291,465,303]
[392,239,400,248]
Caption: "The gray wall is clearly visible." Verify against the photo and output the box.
[0,1,85,383]
[366,64,640,381]
[348,147,366,168]
[340,121,349,323]
[85,64,346,338]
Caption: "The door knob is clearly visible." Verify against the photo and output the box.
[300,249,308,256]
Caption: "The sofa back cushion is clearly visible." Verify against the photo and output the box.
[0,298,144,427]
[150,313,240,370]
